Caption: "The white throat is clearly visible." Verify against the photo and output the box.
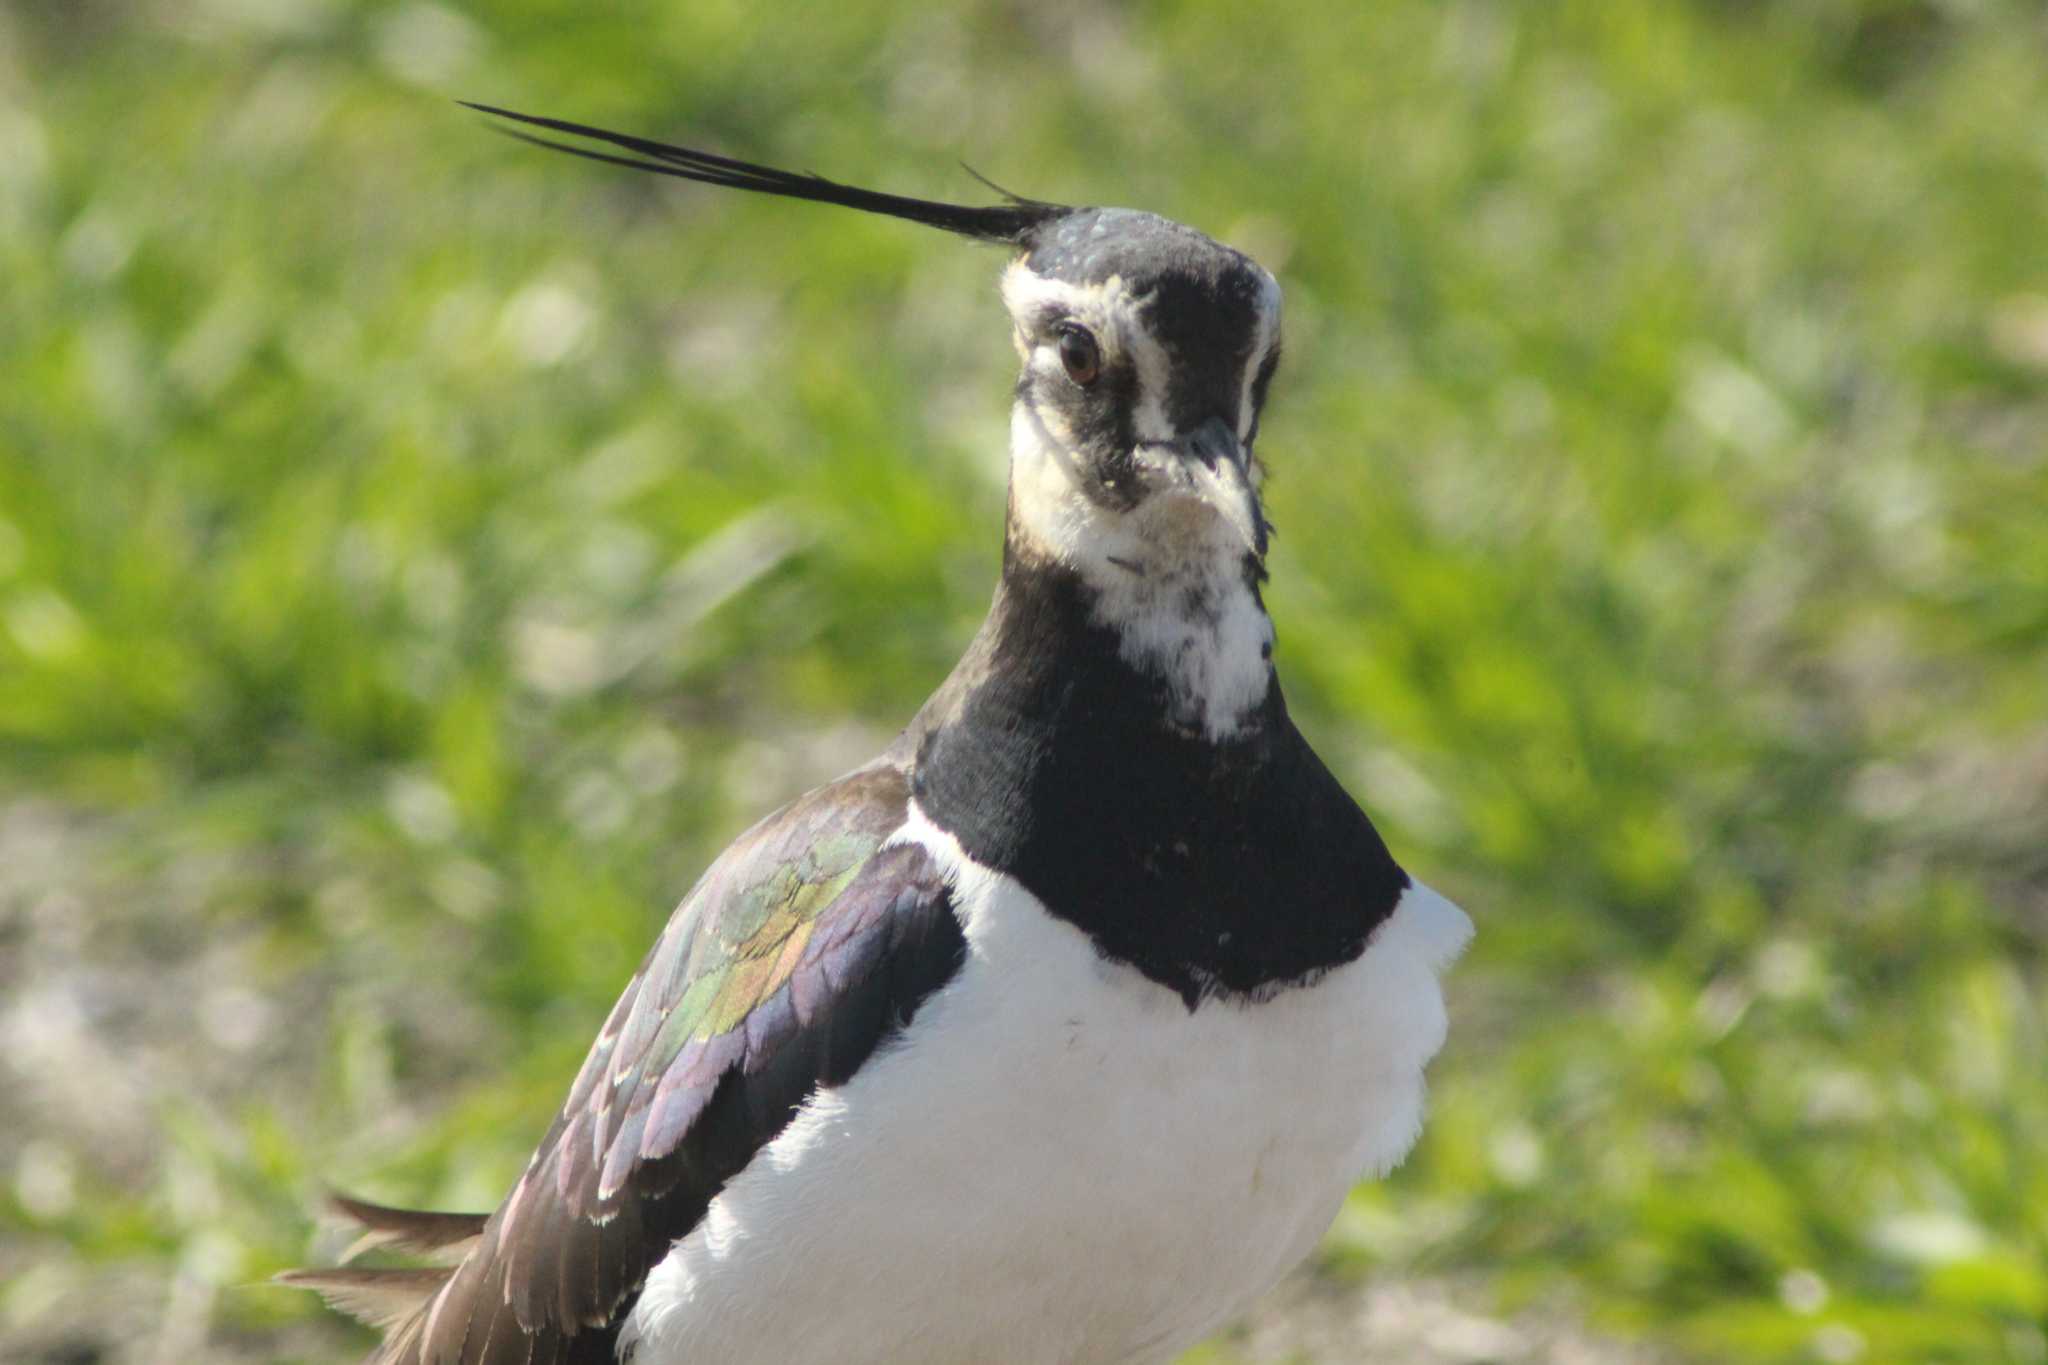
[1007,406,1276,741]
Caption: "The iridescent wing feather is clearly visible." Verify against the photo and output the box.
[301,762,964,1365]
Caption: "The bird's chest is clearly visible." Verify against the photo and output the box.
[896,867,1446,1359]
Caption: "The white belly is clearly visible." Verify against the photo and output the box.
[621,809,1472,1365]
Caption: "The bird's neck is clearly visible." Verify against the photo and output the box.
[901,546,1398,1009]
[898,541,1283,842]
[979,519,1277,745]
[1032,533,1274,744]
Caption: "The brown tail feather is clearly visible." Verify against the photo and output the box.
[273,1265,454,1333]
[325,1191,490,1262]
[276,1193,493,1362]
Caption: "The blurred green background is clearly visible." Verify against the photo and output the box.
[3,1,2044,1361]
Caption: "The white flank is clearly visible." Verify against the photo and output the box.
[620,804,1472,1365]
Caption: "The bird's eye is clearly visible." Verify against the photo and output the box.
[1056,324,1102,387]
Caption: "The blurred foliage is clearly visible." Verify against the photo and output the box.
[2,1,2044,1362]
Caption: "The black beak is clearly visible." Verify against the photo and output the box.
[1172,416,1268,561]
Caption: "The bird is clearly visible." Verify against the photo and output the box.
[280,102,1474,1365]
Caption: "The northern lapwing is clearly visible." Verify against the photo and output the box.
[282,104,1474,1365]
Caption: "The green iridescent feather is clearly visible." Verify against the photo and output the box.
[652,829,885,1059]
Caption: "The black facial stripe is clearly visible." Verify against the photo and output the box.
[1021,369,1140,511]
[1143,270,1263,433]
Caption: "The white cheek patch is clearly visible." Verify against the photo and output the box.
[1007,405,1147,572]
[1000,262,1128,348]
[1125,323,1174,445]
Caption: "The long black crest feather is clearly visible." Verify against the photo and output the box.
[463,102,1069,246]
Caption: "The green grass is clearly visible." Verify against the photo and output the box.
[3,2,2044,1361]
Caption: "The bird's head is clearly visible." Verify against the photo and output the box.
[470,105,1285,734]
[998,210,1278,590]
[467,104,1281,583]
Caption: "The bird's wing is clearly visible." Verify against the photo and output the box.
[294,761,964,1365]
